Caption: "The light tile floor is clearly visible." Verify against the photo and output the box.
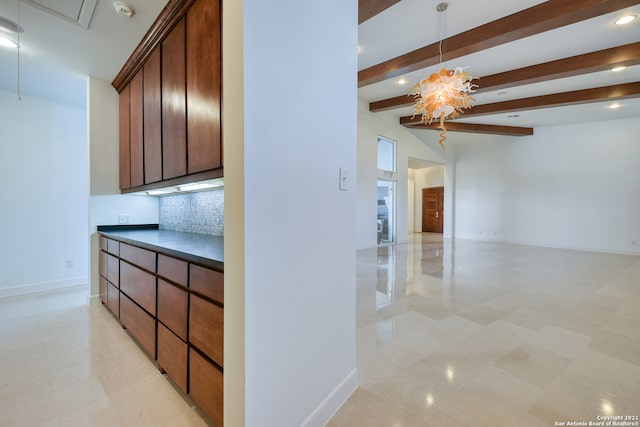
[0,287,213,427]
[328,234,640,427]
[2,236,639,427]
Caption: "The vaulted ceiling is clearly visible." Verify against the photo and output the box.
[358,0,640,139]
[0,0,638,127]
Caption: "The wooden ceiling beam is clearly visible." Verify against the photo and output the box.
[359,0,401,24]
[400,82,640,125]
[370,42,640,112]
[404,122,534,137]
[358,0,639,87]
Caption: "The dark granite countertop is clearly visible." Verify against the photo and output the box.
[98,225,223,271]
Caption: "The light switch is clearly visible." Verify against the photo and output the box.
[339,168,348,191]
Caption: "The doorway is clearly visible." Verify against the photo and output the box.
[422,186,444,233]
[377,180,395,244]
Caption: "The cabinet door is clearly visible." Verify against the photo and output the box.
[144,47,162,184]
[190,348,223,427]
[120,294,156,359]
[107,283,120,318]
[120,262,156,316]
[99,251,107,278]
[129,71,144,187]
[119,243,156,272]
[107,254,119,288]
[119,85,131,189]
[158,279,188,341]
[99,276,108,305]
[189,295,223,367]
[186,0,221,173]
[162,18,187,180]
[158,323,187,393]
[190,264,223,305]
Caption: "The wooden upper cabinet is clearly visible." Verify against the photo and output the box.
[144,47,163,184]
[162,18,187,181]
[186,0,222,173]
[119,85,131,190]
[129,71,144,187]
[114,0,223,192]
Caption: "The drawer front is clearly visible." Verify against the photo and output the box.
[158,254,188,286]
[107,283,120,317]
[99,236,107,251]
[189,295,223,367]
[157,279,188,341]
[157,323,187,393]
[190,264,223,305]
[189,348,223,427]
[120,262,156,316]
[107,239,120,256]
[120,294,156,359]
[107,254,120,287]
[99,251,107,278]
[120,243,156,272]
[99,276,107,305]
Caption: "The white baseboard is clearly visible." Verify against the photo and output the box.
[301,368,359,427]
[0,276,88,298]
[88,293,102,306]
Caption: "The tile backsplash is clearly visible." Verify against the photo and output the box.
[159,189,224,235]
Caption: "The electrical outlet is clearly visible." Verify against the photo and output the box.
[118,214,130,224]
[66,260,73,268]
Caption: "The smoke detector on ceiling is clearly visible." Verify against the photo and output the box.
[113,2,135,18]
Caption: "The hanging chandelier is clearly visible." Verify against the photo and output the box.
[410,2,477,151]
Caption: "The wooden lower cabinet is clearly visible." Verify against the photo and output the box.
[99,235,223,424]
[157,323,188,393]
[190,348,223,427]
[120,294,156,359]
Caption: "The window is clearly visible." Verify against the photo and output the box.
[377,136,396,172]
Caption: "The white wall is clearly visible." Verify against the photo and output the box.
[455,117,640,255]
[357,98,450,248]
[87,78,158,299]
[243,1,358,425]
[411,166,445,232]
[0,89,88,297]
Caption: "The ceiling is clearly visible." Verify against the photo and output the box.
[0,0,169,107]
[358,0,640,142]
[0,0,638,133]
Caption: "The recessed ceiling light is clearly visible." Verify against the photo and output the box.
[608,103,621,109]
[0,16,23,34]
[611,66,626,72]
[0,36,17,48]
[398,78,406,85]
[614,14,636,25]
